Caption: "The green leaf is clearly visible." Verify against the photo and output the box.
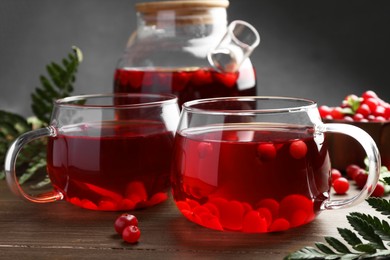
[349,212,390,241]
[19,156,46,184]
[284,246,337,260]
[347,215,386,249]
[315,243,337,254]
[367,197,390,217]
[346,95,362,112]
[324,237,352,253]
[352,243,376,254]
[337,228,362,247]
[0,46,81,183]
[31,47,82,124]
[384,177,390,187]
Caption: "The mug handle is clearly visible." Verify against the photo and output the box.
[4,126,63,203]
[320,123,381,210]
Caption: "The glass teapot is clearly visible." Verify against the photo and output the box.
[114,0,260,106]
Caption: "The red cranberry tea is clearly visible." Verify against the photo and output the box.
[171,124,331,232]
[47,120,174,211]
[114,68,256,106]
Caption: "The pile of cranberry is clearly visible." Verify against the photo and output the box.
[114,213,141,243]
[319,90,390,122]
[331,165,386,197]
[318,90,389,197]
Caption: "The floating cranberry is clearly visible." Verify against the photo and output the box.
[114,213,139,235]
[81,199,98,210]
[279,194,314,225]
[256,198,280,219]
[269,218,290,232]
[289,140,307,159]
[332,177,349,194]
[122,225,141,244]
[242,210,267,233]
[172,71,191,92]
[98,200,117,211]
[218,200,245,231]
[199,212,223,231]
[257,143,277,162]
[213,71,238,88]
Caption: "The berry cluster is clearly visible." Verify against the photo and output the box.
[114,214,141,243]
[176,194,316,233]
[68,181,168,211]
[331,165,386,197]
[319,90,390,122]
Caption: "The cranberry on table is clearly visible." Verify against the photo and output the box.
[114,213,139,235]
[122,225,141,244]
[331,169,342,183]
[354,170,368,189]
[332,177,349,195]
[371,182,385,197]
[346,164,361,180]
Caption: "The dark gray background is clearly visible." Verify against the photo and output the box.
[1,0,389,117]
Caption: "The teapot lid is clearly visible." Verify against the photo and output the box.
[136,0,229,13]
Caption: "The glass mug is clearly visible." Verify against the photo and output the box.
[171,96,381,232]
[5,93,180,211]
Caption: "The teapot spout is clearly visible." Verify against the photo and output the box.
[208,20,260,73]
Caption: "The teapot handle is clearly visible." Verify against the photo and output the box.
[208,20,260,73]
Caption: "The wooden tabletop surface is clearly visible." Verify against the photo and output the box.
[0,181,380,260]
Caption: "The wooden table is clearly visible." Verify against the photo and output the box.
[0,181,380,259]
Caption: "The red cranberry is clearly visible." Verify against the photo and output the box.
[354,171,368,189]
[330,107,344,120]
[122,225,141,243]
[346,164,361,180]
[257,143,277,161]
[362,90,378,100]
[371,182,385,197]
[356,103,371,118]
[331,169,342,183]
[363,97,379,112]
[333,177,349,194]
[114,213,139,235]
[289,140,307,159]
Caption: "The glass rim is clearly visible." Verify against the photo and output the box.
[182,96,317,115]
[55,93,178,109]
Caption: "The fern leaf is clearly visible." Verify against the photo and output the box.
[315,242,337,254]
[40,75,60,98]
[352,243,376,254]
[367,197,390,217]
[337,228,362,247]
[349,212,390,241]
[384,177,390,186]
[284,246,339,260]
[324,236,352,253]
[347,215,386,249]
[19,156,46,184]
[31,47,82,124]
[0,110,32,180]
